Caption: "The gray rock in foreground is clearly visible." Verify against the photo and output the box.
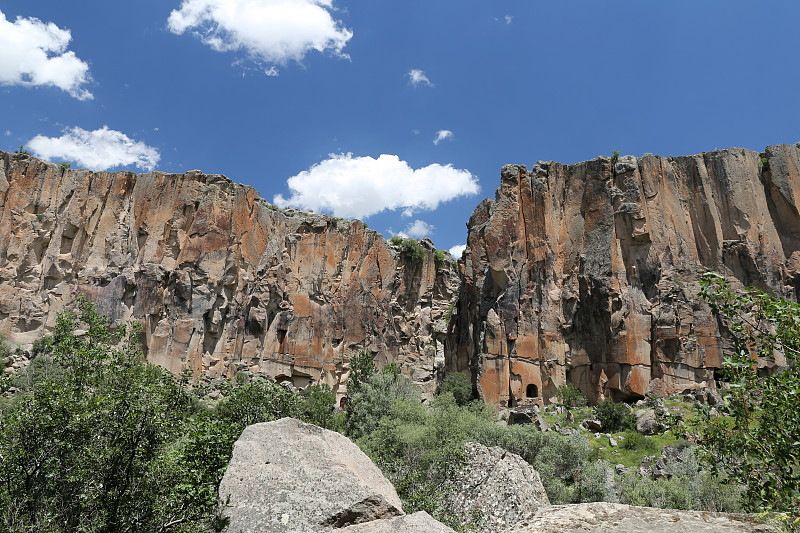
[445,442,550,532]
[219,418,404,532]
[338,511,456,532]
[505,503,776,533]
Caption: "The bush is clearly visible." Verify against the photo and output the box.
[556,384,588,408]
[594,399,636,432]
[0,334,11,360]
[389,236,426,265]
[619,431,658,453]
[438,372,473,406]
[214,378,299,431]
[345,368,419,440]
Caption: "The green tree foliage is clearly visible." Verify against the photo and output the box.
[0,298,339,532]
[556,384,588,408]
[0,297,201,531]
[688,274,800,516]
[345,361,418,440]
[438,372,474,406]
[594,398,636,432]
[389,236,426,265]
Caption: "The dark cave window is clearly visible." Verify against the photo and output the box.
[526,384,538,398]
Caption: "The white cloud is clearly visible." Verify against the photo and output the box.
[3,130,10,136]
[265,66,279,76]
[28,126,160,171]
[449,244,466,259]
[396,220,434,239]
[408,69,433,87]
[505,15,514,24]
[0,10,92,100]
[433,130,453,145]
[168,0,352,70]
[273,153,479,219]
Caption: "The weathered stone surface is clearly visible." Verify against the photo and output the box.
[218,418,403,532]
[448,145,800,405]
[508,404,549,430]
[445,442,549,532]
[0,151,458,398]
[338,511,456,532]
[634,408,664,435]
[506,503,774,533]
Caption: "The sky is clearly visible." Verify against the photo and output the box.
[2,1,799,257]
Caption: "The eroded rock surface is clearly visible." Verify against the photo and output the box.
[505,503,775,533]
[0,151,457,397]
[448,144,800,405]
[218,418,403,532]
[445,442,550,532]
[338,511,456,532]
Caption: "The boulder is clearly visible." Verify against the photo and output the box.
[218,418,403,532]
[338,511,456,532]
[506,503,775,533]
[635,409,664,435]
[444,442,549,532]
[508,404,549,430]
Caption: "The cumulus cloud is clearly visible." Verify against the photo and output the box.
[449,244,466,259]
[28,126,160,171]
[168,0,352,71]
[395,220,434,239]
[433,130,453,145]
[0,10,92,100]
[505,15,514,24]
[273,153,479,219]
[408,69,433,87]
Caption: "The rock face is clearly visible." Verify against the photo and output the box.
[338,512,456,533]
[218,418,404,531]
[448,144,800,405]
[0,151,457,398]
[506,503,774,533]
[445,442,550,532]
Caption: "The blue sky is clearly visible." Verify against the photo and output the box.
[2,1,799,256]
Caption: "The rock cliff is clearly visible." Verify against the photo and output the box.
[3,143,799,406]
[0,150,457,398]
[447,144,800,405]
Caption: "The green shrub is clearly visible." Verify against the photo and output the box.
[619,431,658,453]
[298,383,337,429]
[434,249,446,265]
[214,378,299,431]
[31,334,54,356]
[346,369,419,440]
[389,236,426,265]
[556,384,588,408]
[594,399,636,432]
[438,372,473,406]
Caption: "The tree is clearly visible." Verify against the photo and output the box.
[688,273,800,516]
[438,372,474,406]
[0,297,210,532]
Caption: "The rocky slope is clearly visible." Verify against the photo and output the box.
[0,150,457,398]
[447,144,800,405]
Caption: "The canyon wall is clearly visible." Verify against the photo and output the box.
[447,144,800,405]
[0,151,457,398]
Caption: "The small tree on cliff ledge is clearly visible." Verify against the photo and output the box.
[687,274,800,517]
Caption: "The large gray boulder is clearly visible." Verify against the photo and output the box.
[445,442,550,532]
[506,503,775,533]
[338,511,456,532]
[218,418,404,532]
